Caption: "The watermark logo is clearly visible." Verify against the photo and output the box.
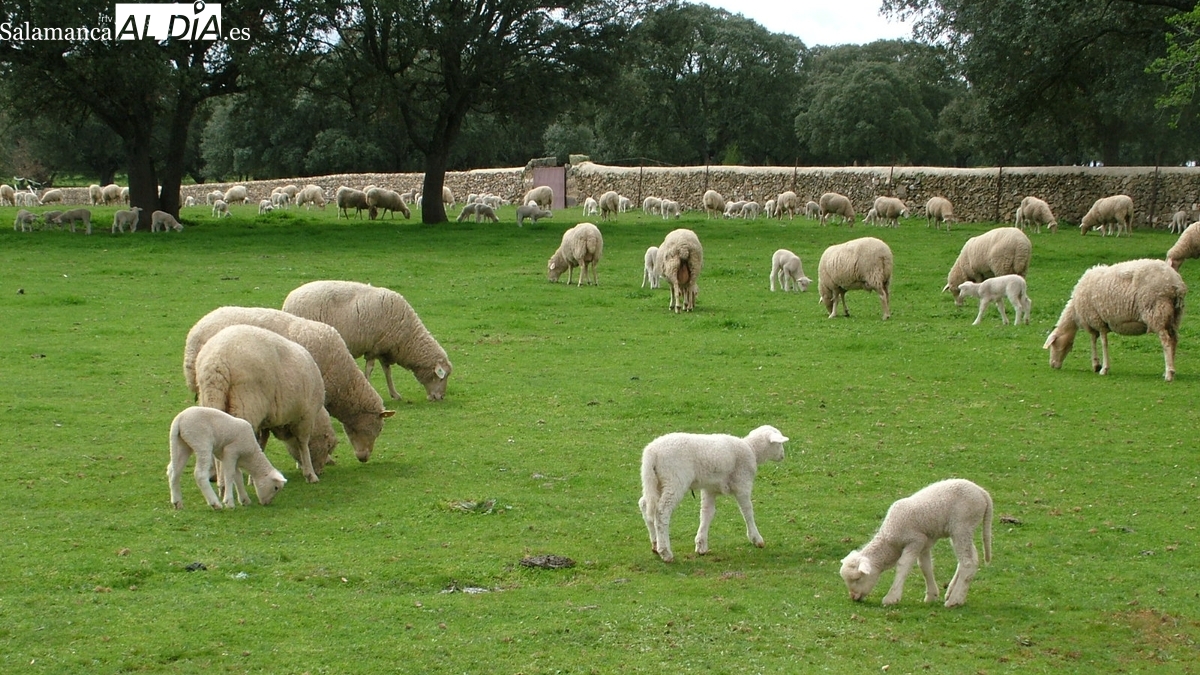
[115,1,221,41]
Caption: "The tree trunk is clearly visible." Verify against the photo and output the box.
[124,129,160,231]
[158,95,197,218]
[420,147,450,224]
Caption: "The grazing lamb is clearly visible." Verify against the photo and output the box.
[598,190,620,221]
[618,195,633,213]
[211,200,230,218]
[638,425,788,563]
[819,192,856,226]
[365,187,411,220]
[1044,259,1187,381]
[925,196,954,230]
[184,196,197,207]
[763,199,777,219]
[724,200,746,218]
[206,189,225,205]
[703,189,726,219]
[583,196,599,216]
[956,275,1031,325]
[660,199,681,219]
[60,208,92,234]
[769,249,811,292]
[111,206,143,233]
[40,188,63,204]
[88,184,102,206]
[0,184,15,205]
[258,199,274,215]
[642,246,660,289]
[151,210,183,232]
[1080,194,1134,236]
[120,187,129,204]
[336,186,370,219]
[283,280,453,401]
[184,306,395,463]
[523,185,554,208]
[442,186,455,210]
[642,196,662,215]
[101,183,123,205]
[741,201,761,219]
[942,227,1032,305]
[872,196,909,227]
[516,204,552,227]
[295,185,327,210]
[775,191,801,220]
[805,200,821,219]
[1015,196,1057,234]
[818,237,893,319]
[656,228,703,312]
[1169,210,1190,234]
[223,185,249,206]
[548,222,604,286]
[167,406,287,510]
[41,211,63,229]
[1167,221,1200,270]
[840,478,993,608]
[12,209,38,232]
[195,324,337,483]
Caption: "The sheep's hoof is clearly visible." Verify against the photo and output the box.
[172,501,183,510]
[1166,371,1175,381]
[754,541,765,549]
[305,473,320,484]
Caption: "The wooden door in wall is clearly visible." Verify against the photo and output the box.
[531,166,567,210]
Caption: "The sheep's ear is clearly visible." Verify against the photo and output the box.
[380,410,396,419]
[769,432,788,443]
[858,559,873,576]
[1042,331,1057,350]
[941,284,950,293]
[435,366,448,380]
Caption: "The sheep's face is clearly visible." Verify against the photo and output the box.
[547,260,565,283]
[346,410,392,462]
[1043,329,1074,369]
[840,551,881,601]
[252,470,287,505]
[797,276,812,292]
[417,361,452,401]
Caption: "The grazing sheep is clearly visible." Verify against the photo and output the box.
[598,190,620,221]
[942,227,1031,305]
[295,185,327,210]
[775,191,801,220]
[120,187,129,204]
[523,185,554,208]
[863,207,880,226]
[184,195,197,207]
[1044,259,1187,381]
[638,425,788,563]
[258,199,274,215]
[151,210,183,232]
[956,275,1031,325]
[87,184,102,205]
[770,249,811,292]
[840,478,993,608]
[1080,194,1134,237]
[12,209,38,232]
[763,199,777,219]
[111,206,143,233]
[223,185,249,206]
[642,246,660,289]
[872,196,909,227]
[583,196,599,216]
[184,306,395,463]
[39,188,63,204]
[41,210,63,229]
[336,187,369,219]
[741,201,761,219]
[269,192,290,209]
[660,199,681,219]
[1015,196,1057,234]
[1167,221,1200,270]
[365,187,411,220]
[1169,210,1190,234]
[642,196,662,215]
[655,228,703,313]
[805,200,821,219]
[925,196,954,230]
[101,183,123,205]
[818,237,893,319]
[482,195,502,209]
[211,200,230,218]
[283,280,453,402]
[724,200,746,218]
[59,208,92,234]
[819,192,856,226]
[195,324,336,483]
[0,184,16,205]
[15,191,38,207]
[516,204,552,227]
[703,189,726,219]
[548,222,604,286]
[618,195,632,213]
[167,406,287,510]
[442,186,455,210]
[206,189,225,205]
[455,202,498,223]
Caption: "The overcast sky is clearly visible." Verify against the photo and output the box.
[696,0,915,47]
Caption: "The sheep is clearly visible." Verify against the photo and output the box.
[548,222,604,286]
[819,192,856,226]
[279,184,300,201]
[523,185,554,208]
[818,237,893,319]
[770,249,811,292]
[40,188,63,204]
[13,190,37,207]
[840,478,993,608]
[863,207,880,226]
[59,208,92,234]
[741,201,761,219]
[655,228,703,313]
[660,199,681,219]
[724,200,746,218]
[1044,259,1187,381]
[12,209,38,232]
[482,195,502,210]
[167,406,287,510]
[295,185,326,210]
[336,186,369,219]
[642,246,660,289]
[258,199,274,215]
[763,199,777,219]
[516,204,552,227]
[638,425,788,563]
[872,196,909,227]
[365,187,411,220]
[643,196,662,215]
[211,200,230,218]
[151,210,183,232]
[41,210,64,229]
[925,196,954,230]
[101,183,123,205]
[0,184,15,205]
[223,185,249,206]
[775,191,801,220]
[119,186,129,204]
[805,200,821,219]
[282,280,453,402]
[956,275,1031,325]
[195,324,338,483]
[942,227,1032,305]
[206,189,225,205]
[1169,210,1190,234]
[1080,194,1134,237]
[86,184,102,205]
[111,206,143,233]
[1167,221,1200,270]
[184,195,197,207]
[703,189,726,219]
[598,190,620,221]
[618,195,633,213]
[583,197,599,216]
[442,186,455,209]
[1015,196,1057,234]
[184,306,395,463]
[456,202,499,223]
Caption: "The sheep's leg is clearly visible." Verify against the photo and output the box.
[190,448,223,510]
[363,357,376,379]
[944,534,980,607]
[879,289,890,320]
[972,300,987,325]
[770,268,778,292]
[638,495,658,553]
[695,489,717,555]
[167,441,194,509]
[221,453,248,508]
[1098,331,1111,376]
[838,292,850,317]
[654,489,684,562]
[882,546,921,605]
[1159,327,1178,381]
[1087,330,1102,373]
[382,364,402,400]
[918,546,939,603]
[283,434,321,484]
[996,299,1009,325]
[733,490,765,548]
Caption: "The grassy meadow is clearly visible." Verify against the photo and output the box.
[2,201,1200,673]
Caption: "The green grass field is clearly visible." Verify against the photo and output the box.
[2,202,1199,673]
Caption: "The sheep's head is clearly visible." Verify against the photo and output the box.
[840,551,881,602]
[547,259,565,283]
[345,409,394,461]
[416,361,452,401]
[942,281,965,306]
[797,276,812,292]
[1043,328,1074,369]
[252,469,286,505]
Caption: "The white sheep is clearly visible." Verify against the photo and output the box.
[167,406,287,509]
[818,237,893,319]
[39,188,63,204]
[336,186,369,219]
[223,185,249,206]
[365,187,411,220]
[642,246,660,289]
[120,186,129,204]
[925,196,954,230]
[1044,259,1187,381]
[805,200,820,219]
[840,478,993,608]
[111,206,143,233]
[763,199,777,219]
[516,204,552,227]
[206,189,225,205]
[258,199,274,215]
[775,191,801,219]
[741,201,761,219]
[523,185,554,208]
[548,222,604,286]
[1015,196,1057,234]
[442,186,455,210]
[618,195,632,213]
[956,274,1031,325]
[269,192,290,209]
[583,196,599,216]
[819,192,856,226]
[660,199,681,219]
[770,249,811,292]
[184,306,395,463]
[703,189,726,219]
[184,195,197,207]
[655,228,703,312]
[643,196,662,215]
[12,209,38,232]
[724,200,746,218]
[1169,210,1190,234]
[1080,194,1133,236]
[101,183,123,205]
[87,184,102,205]
[863,207,880,226]
[211,200,230,218]
[456,202,499,223]
[0,184,16,205]
[598,190,620,221]
[283,280,453,401]
[872,196,909,227]
[1167,221,1200,270]
[638,425,788,563]
[59,208,92,234]
[295,185,326,210]
[482,195,502,209]
[41,210,63,229]
[942,227,1032,305]
[151,210,183,232]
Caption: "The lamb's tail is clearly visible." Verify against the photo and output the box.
[982,487,994,564]
[640,457,660,516]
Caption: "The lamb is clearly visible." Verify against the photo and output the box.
[365,187,411,219]
[1167,221,1200,270]
[211,200,230,218]
[15,191,38,207]
[660,199,681,219]
[336,186,369,219]
[523,185,554,208]
[956,275,1031,325]
[295,185,327,210]
[456,202,498,223]
[282,280,453,401]
[12,209,38,232]
[111,206,143,233]
[598,190,620,221]
[840,478,993,608]
[1015,196,1057,234]
[223,185,249,206]
[120,187,129,204]
[775,191,801,219]
[548,222,604,286]
[805,200,821,219]
[872,196,909,227]
[184,306,395,463]
[258,199,274,215]
[863,207,880,226]
[763,199,777,219]
[442,186,455,209]
[184,196,197,207]
[167,406,287,510]
[724,200,746,218]
[642,196,662,215]
[101,183,123,205]
[59,208,92,234]
[1080,194,1134,237]
[642,246,660,289]
[769,249,811,292]
[481,195,502,209]
[925,196,954,230]
[942,227,1032,305]
[206,189,225,205]
[39,188,63,204]
[1044,259,1187,381]
[819,192,856,226]
[618,195,633,213]
[1169,210,1190,234]
[583,196,599,216]
[516,204,552,227]
[86,184,101,205]
[41,210,63,229]
[638,425,788,563]
[703,189,726,219]
[741,201,761,219]
[151,210,183,232]
[655,228,703,312]
[818,237,894,319]
[0,184,15,205]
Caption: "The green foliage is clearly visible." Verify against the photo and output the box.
[3,203,1200,671]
